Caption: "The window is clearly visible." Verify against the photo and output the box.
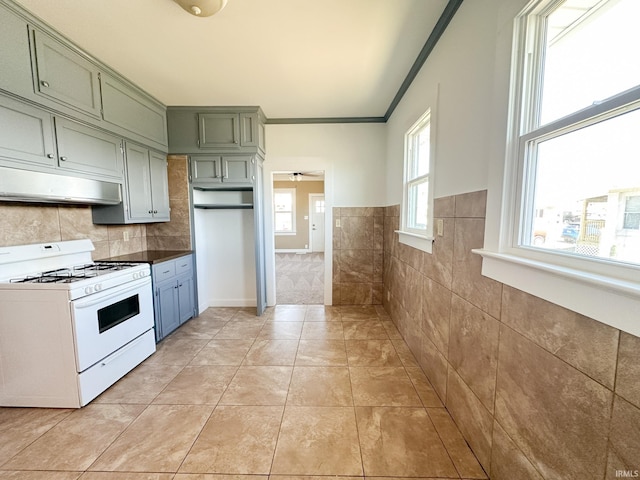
[510,0,640,269]
[398,109,434,252]
[274,188,296,235]
[477,0,640,336]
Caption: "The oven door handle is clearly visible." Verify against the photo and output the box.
[73,277,151,309]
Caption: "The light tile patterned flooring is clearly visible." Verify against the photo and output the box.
[0,305,487,479]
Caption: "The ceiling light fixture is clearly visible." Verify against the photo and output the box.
[174,0,228,17]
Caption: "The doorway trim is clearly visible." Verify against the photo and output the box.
[264,167,333,306]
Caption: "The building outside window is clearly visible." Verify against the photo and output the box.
[274,188,296,235]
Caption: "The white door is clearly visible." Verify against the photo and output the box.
[309,194,325,252]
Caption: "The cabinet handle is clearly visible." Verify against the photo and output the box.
[47,153,54,159]
[40,80,49,88]
[174,285,178,289]
[163,270,170,274]
[153,210,158,214]
[148,210,152,214]
[59,156,67,161]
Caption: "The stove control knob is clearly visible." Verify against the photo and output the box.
[133,272,140,280]
[84,286,93,295]
[94,283,103,292]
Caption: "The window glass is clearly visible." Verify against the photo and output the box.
[402,110,432,238]
[518,0,640,267]
[540,0,640,125]
[274,188,296,234]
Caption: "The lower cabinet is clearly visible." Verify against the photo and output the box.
[152,254,195,342]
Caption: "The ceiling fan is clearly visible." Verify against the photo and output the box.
[288,172,323,181]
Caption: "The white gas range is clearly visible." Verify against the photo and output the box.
[0,239,156,408]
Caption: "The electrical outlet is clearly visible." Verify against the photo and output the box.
[436,218,444,236]
[123,231,130,242]
[336,219,341,228]
[305,244,308,249]
[387,291,391,301]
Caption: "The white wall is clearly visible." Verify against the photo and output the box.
[264,122,387,305]
[385,0,526,205]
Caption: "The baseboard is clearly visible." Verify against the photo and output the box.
[275,249,310,254]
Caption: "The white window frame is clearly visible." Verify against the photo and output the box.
[477,0,640,337]
[274,188,296,236]
[398,109,436,253]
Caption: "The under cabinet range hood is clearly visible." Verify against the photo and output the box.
[0,167,121,205]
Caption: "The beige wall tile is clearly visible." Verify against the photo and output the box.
[490,422,543,480]
[0,203,61,247]
[401,264,422,319]
[427,407,488,479]
[340,216,373,249]
[422,276,451,356]
[434,195,455,218]
[58,205,109,242]
[451,217,502,319]
[422,217,454,288]
[339,283,373,305]
[419,336,449,402]
[495,325,612,480]
[445,368,494,472]
[339,249,373,283]
[606,395,640,479]
[340,207,374,217]
[449,295,500,413]
[502,285,619,389]
[455,190,487,218]
[373,216,384,250]
[616,332,640,409]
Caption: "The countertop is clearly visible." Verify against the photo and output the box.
[98,250,193,265]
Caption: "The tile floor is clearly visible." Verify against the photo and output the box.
[0,305,487,480]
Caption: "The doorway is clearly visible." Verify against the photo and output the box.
[273,171,325,304]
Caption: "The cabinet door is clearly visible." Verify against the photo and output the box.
[0,95,57,168]
[157,280,179,339]
[222,155,253,184]
[149,151,170,220]
[177,274,195,324]
[239,113,258,148]
[31,29,102,118]
[101,73,168,148]
[55,118,123,181]
[124,143,153,221]
[198,113,239,148]
[0,5,34,98]
[192,155,222,184]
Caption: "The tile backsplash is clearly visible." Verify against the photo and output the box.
[0,155,191,257]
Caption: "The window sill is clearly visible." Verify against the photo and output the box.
[397,230,433,254]
[275,232,296,236]
[473,249,640,337]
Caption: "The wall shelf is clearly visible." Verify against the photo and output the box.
[194,203,253,210]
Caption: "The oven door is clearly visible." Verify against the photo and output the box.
[71,276,154,372]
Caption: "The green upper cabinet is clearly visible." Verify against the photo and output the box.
[199,113,240,149]
[101,73,168,150]
[30,28,102,119]
[54,117,123,181]
[92,143,170,224]
[191,154,253,187]
[0,94,57,169]
[167,106,266,155]
[0,5,34,98]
